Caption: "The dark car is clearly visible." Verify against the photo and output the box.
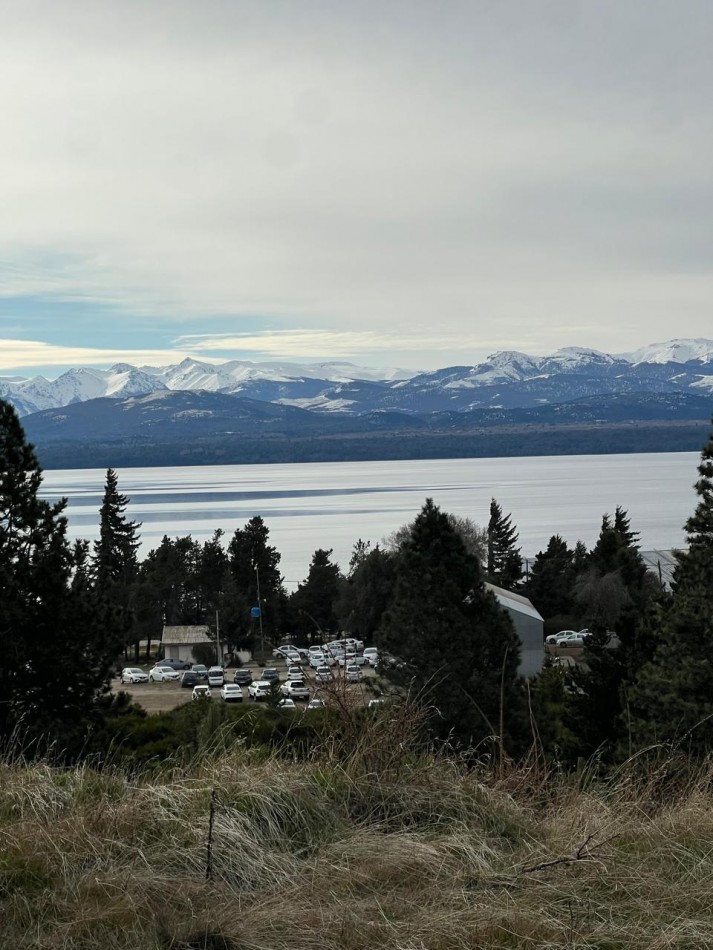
[154,657,191,671]
[260,668,280,683]
[191,664,209,681]
[233,669,253,685]
[180,671,200,688]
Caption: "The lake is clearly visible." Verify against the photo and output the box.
[38,453,699,587]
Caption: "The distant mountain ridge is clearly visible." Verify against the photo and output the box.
[2,338,713,420]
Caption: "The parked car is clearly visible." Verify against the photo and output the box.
[260,668,280,683]
[309,653,326,669]
[278,698,296,710]
[345,664,362,683]
[149,665,181,683]
[315,666,333,683]
[180,670,200,688]
[154,657,191,670]
[248,680,271,701]
[545,630,579,645]
[192,685,212,700]
[280,680,310,700]
[555,632,586,647]
[120,667,148,684]
[233,669,253,685]
[207,666,225,686]
[191,664,209,680]
[362,648,379,666]
[220,684,243,703]
[286,665,304,681]
[338,652,367,667]
[306,698,326,710]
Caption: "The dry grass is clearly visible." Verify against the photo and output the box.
[4,714,713,949]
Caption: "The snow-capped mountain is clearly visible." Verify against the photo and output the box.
[621,338,713,366]
[2,340,713,418]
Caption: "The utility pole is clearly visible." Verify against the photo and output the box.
[216,610,221,666]
[255,565,265,660]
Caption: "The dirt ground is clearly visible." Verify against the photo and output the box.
[113,664,378,714]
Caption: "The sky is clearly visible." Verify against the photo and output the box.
[1,0,712,378]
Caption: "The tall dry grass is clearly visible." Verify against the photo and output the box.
[3,705,713,949]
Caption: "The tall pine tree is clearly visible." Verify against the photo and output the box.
[628,424,713,754]
[487,498,522,588]
[0,401,120,750]
[377,499,524,754]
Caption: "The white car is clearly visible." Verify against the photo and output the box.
[286,665,304,680]
[555,632,586,647]
[545,630,579,645]
[220,684,243,703]
[345,664,362,683]
[338,653,367,667]
[149,665,181,683]
[306,698,326,710]
[192,685,212,700]
[362,648,379,666]
[280,680,310,700]
[120,667,148,684]
[315,666,333,683]
[309,653,327,669]
[278,698,296,710]
[247,680,272,701]
[207,666,225,686]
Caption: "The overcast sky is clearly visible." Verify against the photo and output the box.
[1,0,711,376]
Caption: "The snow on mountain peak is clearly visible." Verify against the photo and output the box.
[622,338,713,365]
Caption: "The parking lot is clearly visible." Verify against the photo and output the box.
[113,661,378,714]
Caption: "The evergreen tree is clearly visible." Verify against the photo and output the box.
[336,544,396,642]
[0,401,120,749]
[524,534,578,630]
[92,468,142,657]
[290,548,344,640]
[627,425,713,754]
[93,468,141,586]
[563,508,661,762]
[487,498,522,588]
[377,499,524,754]
[227,517,286,647]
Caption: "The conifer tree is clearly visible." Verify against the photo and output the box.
[487,498,522,588]
[524,534,577,628]
[0,400,120,749]
[627,424,713,753]
[290,548,344,639]
[93,468,141,586]
[378,499,525,753]
[93,468,141,657]
[227,517,286,646]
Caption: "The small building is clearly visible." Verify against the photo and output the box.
[160,625,214,664]
[485,583,544,678]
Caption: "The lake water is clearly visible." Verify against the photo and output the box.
[38,453,699,588]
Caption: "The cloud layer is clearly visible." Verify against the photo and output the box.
[1,1,711,369]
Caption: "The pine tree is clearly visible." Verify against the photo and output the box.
[627,424,713,754]
[93,468,141,586]
[524,534,577,628]
[0,400,120,749]
[290,548,344,639]
[377,499,524,753]
[93,468,141,658]
[227,517,286,647]
[487,498,522,588]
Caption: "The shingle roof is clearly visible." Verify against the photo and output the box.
[161,625,213,646]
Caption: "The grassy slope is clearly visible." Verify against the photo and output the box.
[3,715,713,949]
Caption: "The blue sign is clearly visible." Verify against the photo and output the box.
[251,607,261,618]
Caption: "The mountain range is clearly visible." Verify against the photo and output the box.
[4,338,712,467]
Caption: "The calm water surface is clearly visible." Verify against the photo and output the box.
[39,454,699,587]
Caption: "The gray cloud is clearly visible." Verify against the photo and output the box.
[0,0,711,365]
